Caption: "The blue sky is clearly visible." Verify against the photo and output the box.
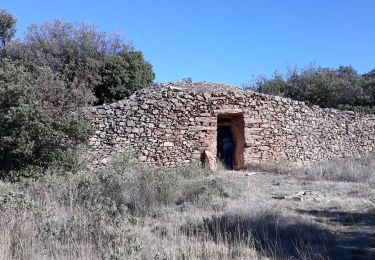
[2,0,375,86]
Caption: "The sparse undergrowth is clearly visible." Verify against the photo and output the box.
[247,156,375,184]
[1,155,374,259]
[302,157,375,183]
[0,154,241,259]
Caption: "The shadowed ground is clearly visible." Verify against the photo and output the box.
[216,169,375,259]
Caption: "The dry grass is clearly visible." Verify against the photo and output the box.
[0,154,247,259]
[301,157,375,183]
[247,156,375,184]
[246,161,294,175]
[1,155,375,259]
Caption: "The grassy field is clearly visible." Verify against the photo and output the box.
[1,155,374,259]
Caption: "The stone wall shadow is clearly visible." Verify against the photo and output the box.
[298,209,375,259]
[181,210,375,259]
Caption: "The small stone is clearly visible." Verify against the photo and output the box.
[127,120,135,127]
[138,155,147,162]
[158,101,168,107]
[245,172,256,176]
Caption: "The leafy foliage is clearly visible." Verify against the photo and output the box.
[0,10,155,179]
[0,9,16,59]
[6,19,154,104]
[95,51,155,103]
[249,65,375,113]
[0,60,92,179]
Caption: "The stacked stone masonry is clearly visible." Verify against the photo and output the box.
[86,82,375,168]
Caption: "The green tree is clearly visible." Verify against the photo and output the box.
[363,68,375,79]
[0,60,92,179]
[0,9,16,60]
[248,65,375,113]
[255,72,286,96]
[7,19,154,104]
[95,51,155,104]
[0,14,155,179]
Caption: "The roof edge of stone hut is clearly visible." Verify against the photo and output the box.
[93,81,367,118]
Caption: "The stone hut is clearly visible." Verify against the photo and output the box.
[87,82,375,169]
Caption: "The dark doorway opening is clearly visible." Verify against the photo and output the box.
[217,114,245,169]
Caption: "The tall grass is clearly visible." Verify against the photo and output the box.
[246,157,375,183]
[0,154,236,259]
[302,157,375,183]
[0,153,330,259]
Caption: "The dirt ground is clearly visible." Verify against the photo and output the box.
[219,170,375,259]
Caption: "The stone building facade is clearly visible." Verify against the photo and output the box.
[86,82,375,169]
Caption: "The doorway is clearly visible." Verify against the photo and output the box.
[217,113,245,169]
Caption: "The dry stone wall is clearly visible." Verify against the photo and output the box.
[86,82,375,168]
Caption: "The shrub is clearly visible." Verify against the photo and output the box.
[0,10,155,178]
[95,51,155,104]
[6,18,155,105]
[0,60,93,179]
[76,154,228,215]
[248,65,375,113]
[0,9,16,59]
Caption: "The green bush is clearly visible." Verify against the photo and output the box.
[5,18,155,105]
[249,65,375,113]
[0,60,93,179]
[0,9,16,60]
[95,51,155,104]
[0,10,155,178]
